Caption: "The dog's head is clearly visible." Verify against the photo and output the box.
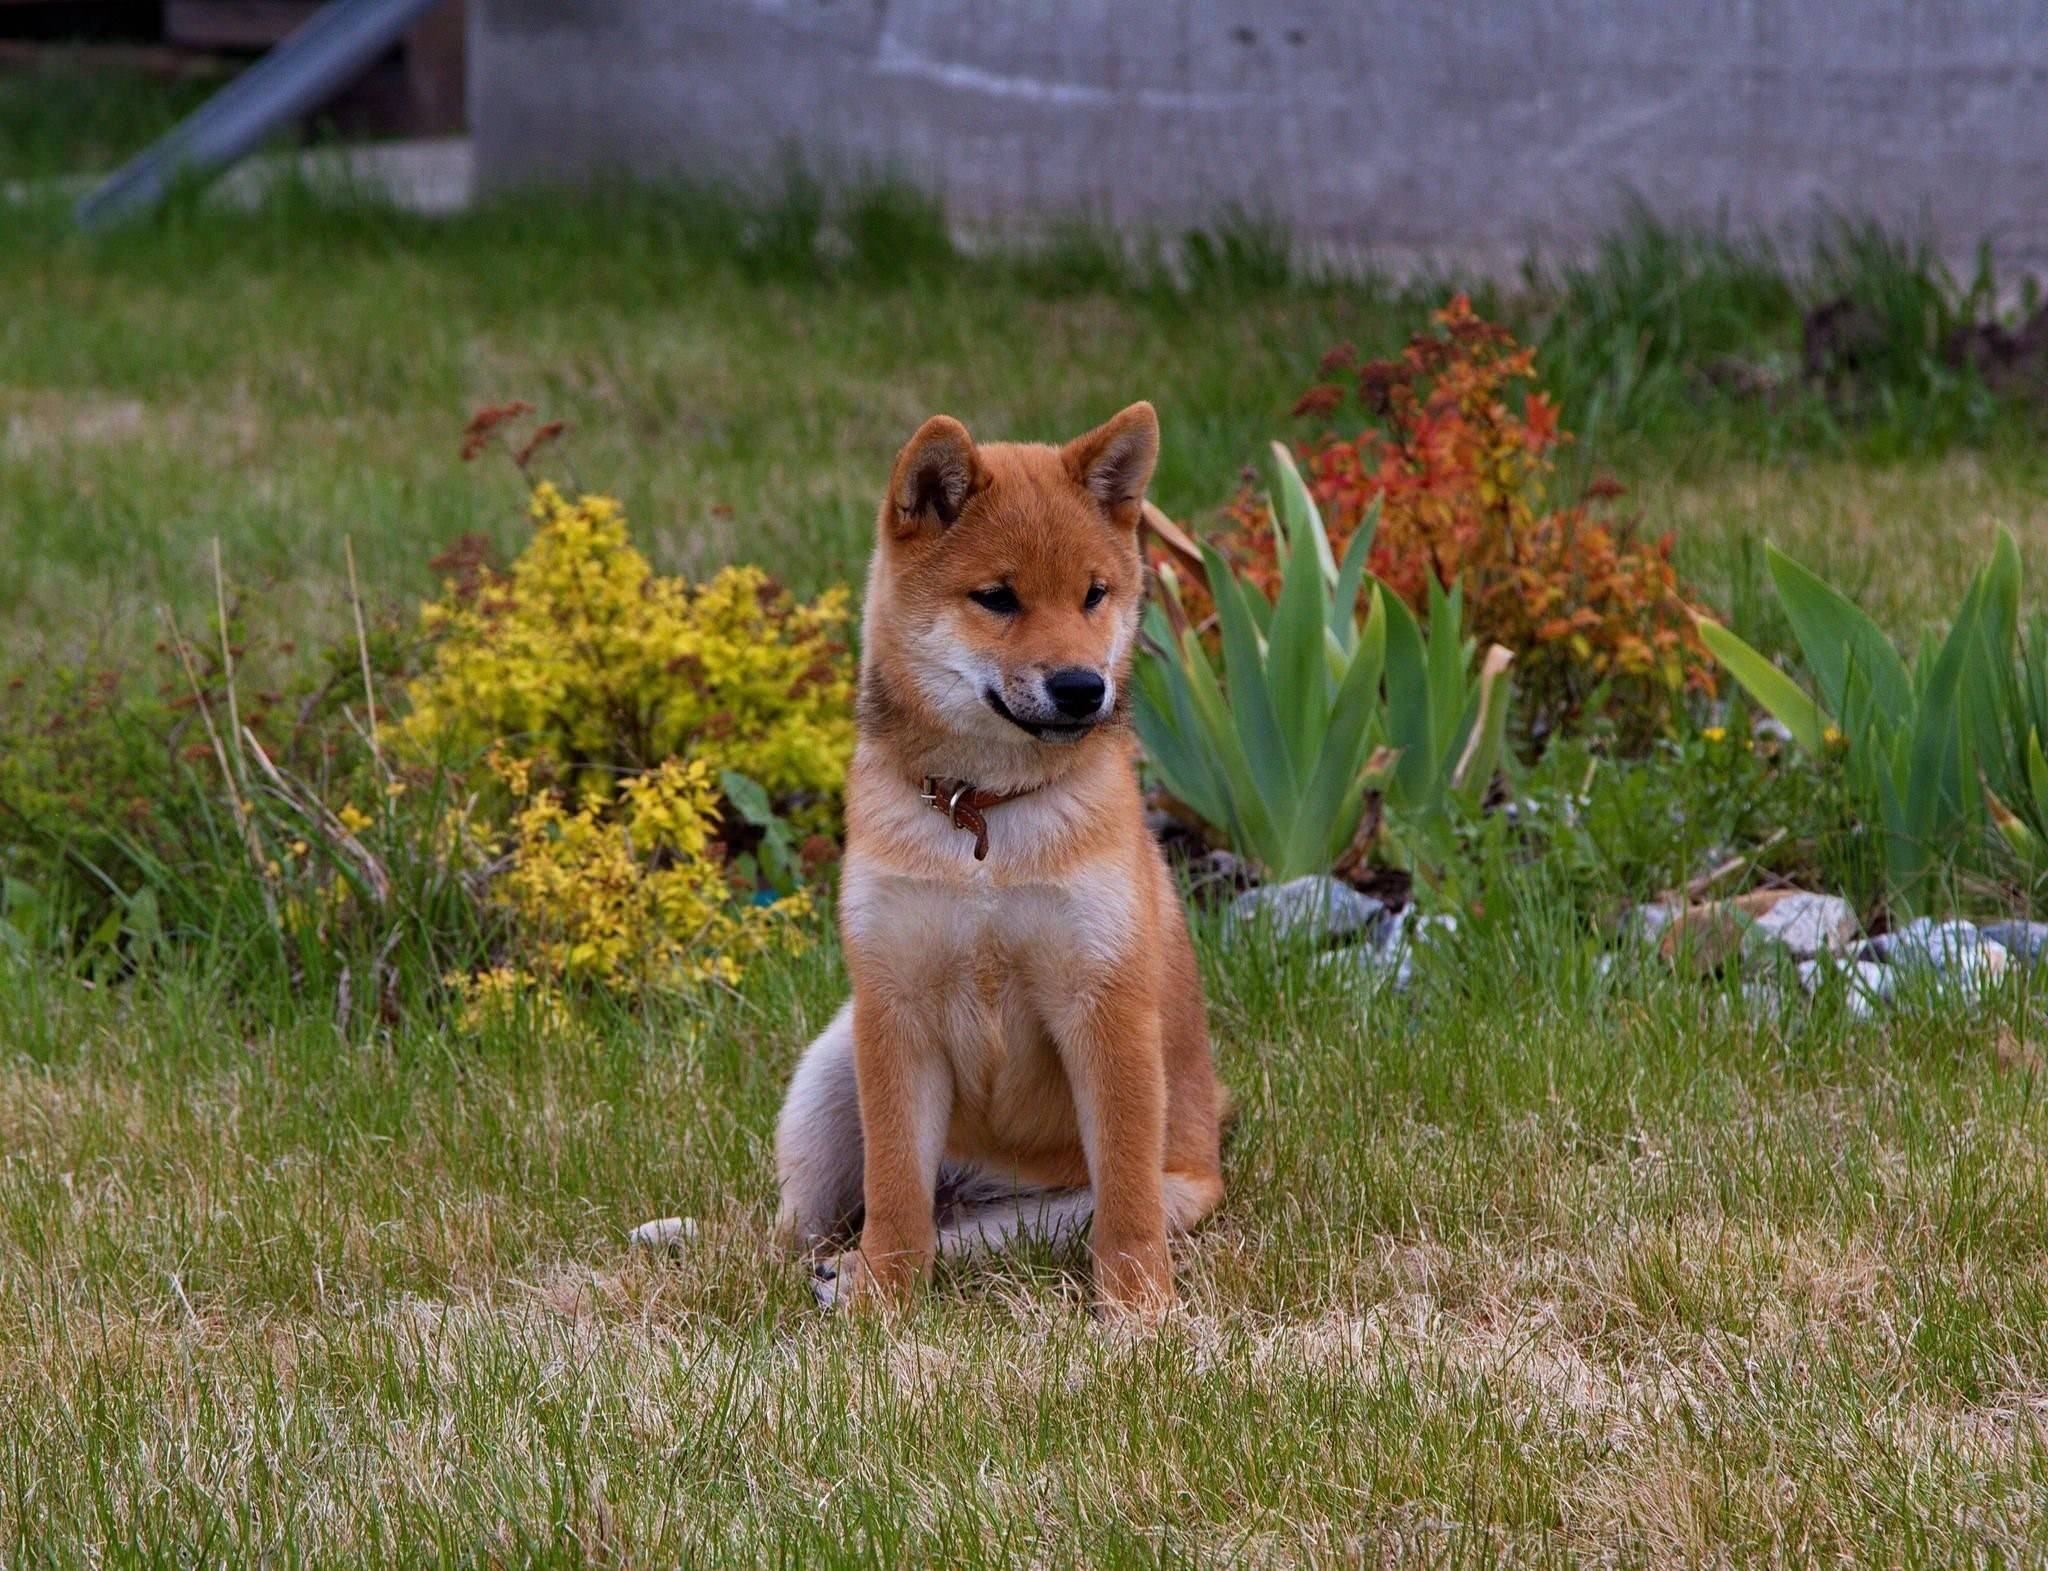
[862,403,1158,750]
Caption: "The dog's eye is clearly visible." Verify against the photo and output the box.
[1083,582,1108,610]
[969,585,1021,615]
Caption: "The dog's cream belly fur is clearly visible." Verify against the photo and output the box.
[842,858,1137,1188]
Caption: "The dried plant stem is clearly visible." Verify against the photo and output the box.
[1449,644,1515,793]
[163,605,276,920]
[1140,500,1209,585]
[163,608,245,836]
[343,535,383,773]
[1668,827,1790,905]
[211,537,248,786]
[241,725,392,907]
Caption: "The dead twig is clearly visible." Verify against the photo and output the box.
[1140,500,1209,588]
[1662,827,1790,906]
[1331,748,1402,884]
[1449,644,1514,794]
[162,606,277,922]
[240,725,392,907]
[210,538,249,786]
[343,535,384,775]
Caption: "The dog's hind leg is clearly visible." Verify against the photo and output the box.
[935,1185,1096,1260]
[772,1002,866,1256]
[1162,1167,1223,1233]
[934,1166,1222,1261]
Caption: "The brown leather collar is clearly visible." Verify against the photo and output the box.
[920,775,1040,861]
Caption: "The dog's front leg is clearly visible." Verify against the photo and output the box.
[843,989,950,1306]
[1057,990,1172,1317]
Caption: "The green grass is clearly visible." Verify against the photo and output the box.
[0,53,225,183]
[1,179,2042,672]
[6,907,2048,1563]
[0,187,1409,658]
[6,159,2048,1562]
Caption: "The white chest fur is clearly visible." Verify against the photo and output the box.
[840,855,1138,992]
[839,855,1139,1132]
[836,753,1149,1088]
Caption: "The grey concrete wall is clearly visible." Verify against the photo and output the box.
[470,1,2048,266]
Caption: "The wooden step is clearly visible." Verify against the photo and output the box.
[164,1,325,50]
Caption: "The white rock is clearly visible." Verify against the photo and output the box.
[1228,876,1385,943]
[1380,908,1456,964]
[1876,933,2010,1000]
[1740,979,1785,1014]
[1620,902,1681,944]
[1380,906,1456,944]
[1981,921,2048,962]
[628,1216,697,1254]
[1316,943,1411,991]
[1868,918,1980,967]
[1313,906,1457,995]
[1798,956,1894,1018]
[1751,892,1859,958]
[1943,942,2009,996]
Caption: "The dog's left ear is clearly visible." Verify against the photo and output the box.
[1062,402,1159,529]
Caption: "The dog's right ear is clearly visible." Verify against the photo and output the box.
[886,415,982,540]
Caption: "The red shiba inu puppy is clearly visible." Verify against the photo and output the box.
[771,403,1226,1316]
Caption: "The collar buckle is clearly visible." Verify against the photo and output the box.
[919,774,1011,861]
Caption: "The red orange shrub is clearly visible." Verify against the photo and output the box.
[1171,297,1713,744]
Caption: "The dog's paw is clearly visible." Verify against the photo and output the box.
[806,1253,856,1310]
[627,1216,697,1255]
[1094,1286,1176,1328]
[810,1250,866,1309]
[811,1258,842,1309]
[1092,1237,1176,1323]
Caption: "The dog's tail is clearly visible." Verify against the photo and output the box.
[1217,1082,1242,1139]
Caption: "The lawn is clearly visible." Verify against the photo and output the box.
[5,143,2048,1563]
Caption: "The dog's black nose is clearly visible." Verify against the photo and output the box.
[1045,667,1107,719]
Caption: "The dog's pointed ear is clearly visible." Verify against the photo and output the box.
[1062,402,1159,529]
[887,415,983,540]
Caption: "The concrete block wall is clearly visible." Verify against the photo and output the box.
[471,1,2048,266]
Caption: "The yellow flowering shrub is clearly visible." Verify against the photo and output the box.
[400,483,856,1008]
[459,751,809,1001]
[448,966,582,1038]
[404,483,855,815]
